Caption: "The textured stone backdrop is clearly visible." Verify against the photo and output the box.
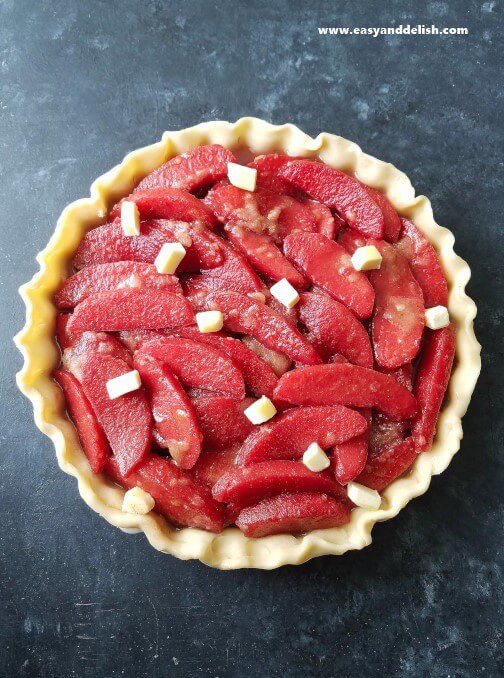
[1,1,502,676]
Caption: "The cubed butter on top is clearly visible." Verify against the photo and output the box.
[154,242,186,274]
[270,278,300,309]
[351,245,382,271]
[106,370,142,400]
[121,200,141,236]
[347,482,382,510]
[425,305,450,330]
[122,487,155,515]
[227,162,257,192]
[196,310,224,333]
[302,443,330,472]
[244,396,277,425]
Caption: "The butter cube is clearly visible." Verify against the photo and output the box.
[121,200,141,236]
[347,481,382,510]
[351,245,383,271]
[302,442,330,472]
[425,305,450,330]
[154,242,186,274]
[196,310,224,333]
[244,396,277,425]
[106,369,142,399]
[270,278,300,309]
[227,162,257,192]
[122,487,155,515]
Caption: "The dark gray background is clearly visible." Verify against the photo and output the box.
[1,1,502,676]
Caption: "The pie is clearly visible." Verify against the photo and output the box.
[16,119,480,569]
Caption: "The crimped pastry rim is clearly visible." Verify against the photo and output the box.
[14,118,481,570]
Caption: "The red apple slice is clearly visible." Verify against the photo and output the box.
[283,232,375,319]
[55,261,182,310]
[191,397,254,450]
[76,353,152,476]
[397,218,449,307]
[369,240,425,369]
[248,153,301,194]
[412,324,456,452]
[236,492,351,537]
[56,313,73,350]
[135,144,236,193]
[66,289,194,335]
[174,327,278,398]
[105,455,224,532]
[207,290,321,365]
[241,336,292,377]
[273,364,418,420]
[363,186,402,242]
[355,438,417,491]
[137,336,245,398]
[134,352,202,468]
[237,405,368,466]
[213,460,347,505]
[54,369,110,474]
[278,160,384,238]
[110,187,217,227]
[331,410,371,485]
[224,223,307,287]
[298,291,373,368]
[191,446,240,489]
[73,219,222,271]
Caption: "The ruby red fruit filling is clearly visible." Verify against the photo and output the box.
[53,145,455,537]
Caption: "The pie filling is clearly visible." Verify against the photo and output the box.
[53,145,455,538]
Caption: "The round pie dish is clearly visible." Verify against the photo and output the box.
[15,118,481,569]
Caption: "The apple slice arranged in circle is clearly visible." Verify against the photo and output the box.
[278,159,384,238]
[136,335,245,398]
[237,405,368,466]
[213,460,348,506]
[105,455,224,533]
[235,492,351,538]
[66,288,194,335]
[274,364,417,420]
[135,144,236,193]
[134,352,203,469]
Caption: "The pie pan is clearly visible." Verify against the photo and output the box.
[15,118,481,569]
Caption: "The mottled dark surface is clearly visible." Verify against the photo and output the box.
[1,1,502,676]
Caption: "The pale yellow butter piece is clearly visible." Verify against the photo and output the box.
[244,396,277,425]
[122,487,155,515]
[227,162,257,191]
[154,242,186,274]
[196,310,224,333]
[270,278,300,309]
[425,305,450,330]
[106,370,142,399]
[302,442,330,472]
[351,245,382,271]
[347,482,382,510]
[121,200,141,236]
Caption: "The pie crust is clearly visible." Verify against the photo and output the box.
[15,118,481,569]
